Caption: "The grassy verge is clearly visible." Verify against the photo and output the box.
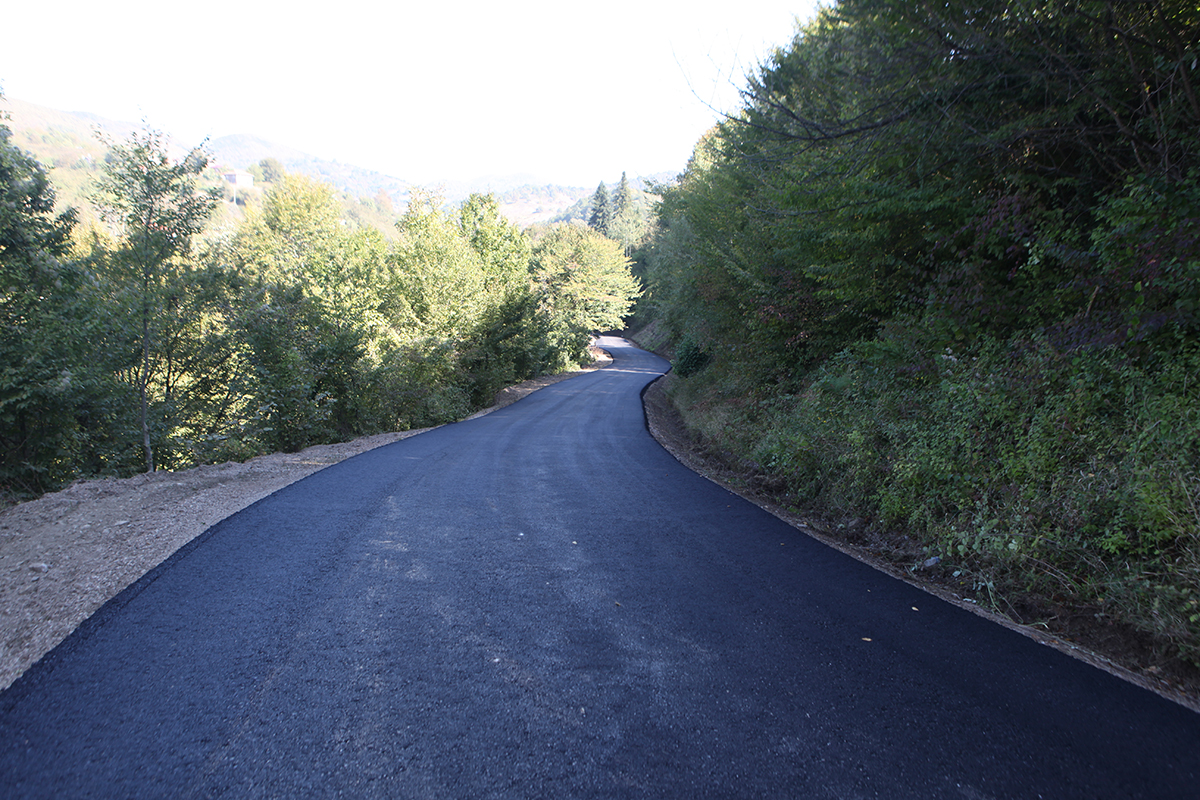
[633,325,1200,706]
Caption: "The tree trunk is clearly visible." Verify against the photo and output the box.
[141,313,154,473]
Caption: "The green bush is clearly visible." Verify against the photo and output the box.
[672,336,712,378]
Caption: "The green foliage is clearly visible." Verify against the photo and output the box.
[671,337,711,378]
[258,157,286,184]
[391,191,489,338]
[611,172,632,219]
[1,118,619,500]
[532,225,643,364]
[1084,172,1200,347]
[609,172,653,255]
[92,129,222,473]
[646,0,1200,662]
[666,326,1200,660]
[0,120,93,495]
[0,110,638,502]
[459,192,531,298]
[234,281,365,451]
[587,182,612,235]
[575,174,658,255]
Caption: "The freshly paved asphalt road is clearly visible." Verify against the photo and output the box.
[2,337,1198,799]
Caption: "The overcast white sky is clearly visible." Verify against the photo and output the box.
[2,1,821,186]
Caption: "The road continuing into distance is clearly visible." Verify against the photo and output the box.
[2,337,1197,798]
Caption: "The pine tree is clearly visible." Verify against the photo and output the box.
[612,172,632,219]
[587,182,611,236]
[608,172,648,254]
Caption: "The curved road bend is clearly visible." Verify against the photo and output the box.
[1,336,1197,799]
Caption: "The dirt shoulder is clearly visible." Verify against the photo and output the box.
[0,356,609,692]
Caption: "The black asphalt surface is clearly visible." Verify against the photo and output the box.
[2,336,1198,799]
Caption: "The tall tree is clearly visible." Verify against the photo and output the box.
[235,172,345,286]
[611,172,632,219]
[729,0,1200,345]
[587,181,612,235]
[608,171,651,254]
[0,114,86,494]
[532,225,642,365]
[228,173,381,449]
[458,192,531,297]
[94,129,220,472]
[390,190,488,340]
[258,157,286,184]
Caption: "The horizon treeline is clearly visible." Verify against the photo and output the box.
[641,0,1200,663]
[1,121,641,497]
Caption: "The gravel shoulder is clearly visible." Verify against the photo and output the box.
[0,358,609,692]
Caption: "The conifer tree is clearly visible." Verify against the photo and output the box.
[612,172,632,219]
[587,182,611,235]
[608,171,648,253]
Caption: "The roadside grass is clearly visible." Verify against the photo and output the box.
[638,324,1200,694]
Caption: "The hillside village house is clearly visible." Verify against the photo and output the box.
[222,169,254,188]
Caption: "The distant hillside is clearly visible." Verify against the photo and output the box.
[3,98,673,228]
[491,184,591,226]
[2,97,140,156]
[202,133,310,166]
[1,98,154,219]
[206,134,413,204]
[202,137,592,224]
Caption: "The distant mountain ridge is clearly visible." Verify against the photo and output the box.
[203,133,310,166]
[2,97,139,146]
[3,97,674,226]
[199,133,648,225]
